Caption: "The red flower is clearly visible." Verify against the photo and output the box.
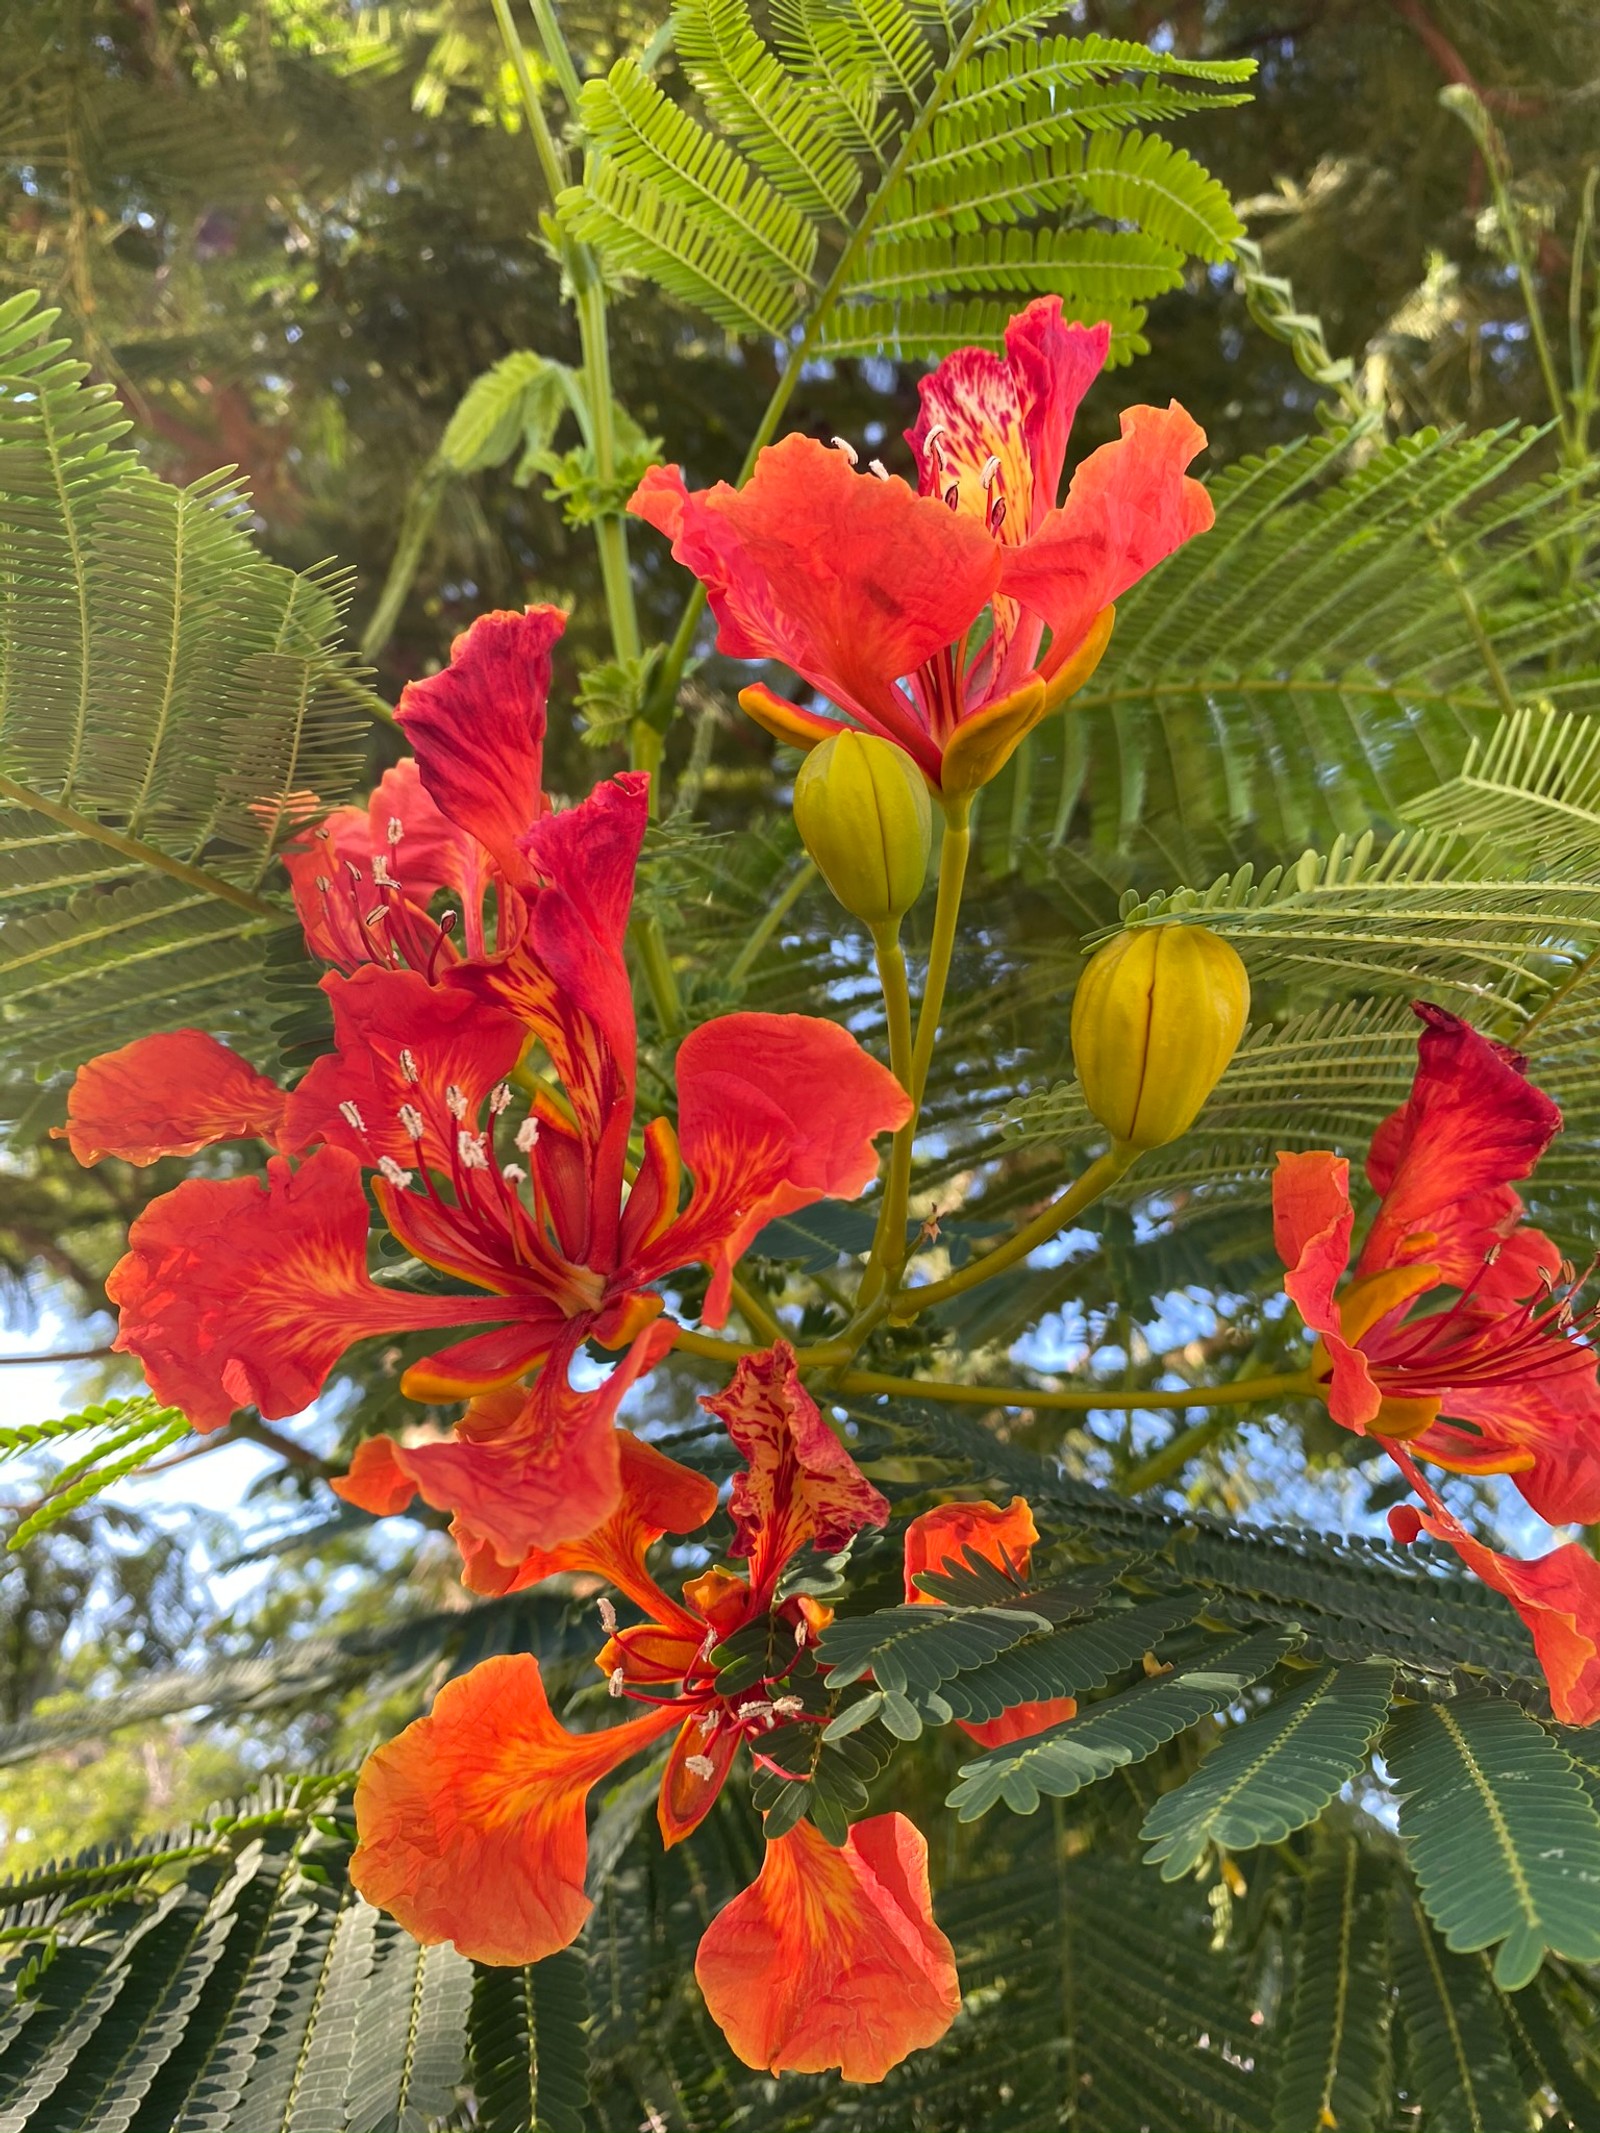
[629,300,1211,797]
[350,1345,954,2079]
[86,629,907,1557]
[1273,1003,1600,1527]
[695,1814,960,2082]
[902,1497,1077,1747]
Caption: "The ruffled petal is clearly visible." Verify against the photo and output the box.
[350,1654,681,1964]
[1272,1151,1381,1429]
[694,1814,961,2082]
[106,1148,477,1430]
[334,1319,677,1564]
[660,1012,912,1326]
[59,1030,285,1166]
[701,1343,888,1603]
[1389,1451,1600,1725]
[999,402,1213,674]
[630,442,1000,745]
[282,966,527,1173]
[396,607,564,882]
[1359,1004,1563,1286]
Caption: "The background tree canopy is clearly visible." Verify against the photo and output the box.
[3,1,1600,2128]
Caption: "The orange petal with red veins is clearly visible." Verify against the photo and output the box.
[664,1014,911,1326]
[1271,1151,1381,1431]
[695,1813,961,2082]
[350,1654,681,1964]
[59,1031,285,1166]
[395,607,563,883]
[702,1343,888,1598]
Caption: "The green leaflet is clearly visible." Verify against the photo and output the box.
[1386,1696,1600,1989]
[816,1598,1053,1696]
[1140,1661,1395,1879]
[1274,1831,1393,2133]
[469,1949,591,2133]
[938,1593,1199,1725]
[1392,1894,1531,2133]
[946,1626,1299,1820]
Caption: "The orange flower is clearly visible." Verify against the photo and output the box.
[903,1497,1077,1747]
[349,1344,954,2080]
[695,1815,960,2082]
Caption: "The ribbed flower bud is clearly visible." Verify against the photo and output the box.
[1070,924,1249,1150]
[792,731,932,928]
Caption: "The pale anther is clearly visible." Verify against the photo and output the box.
[684,1754,716,1781]
[923,422,946,453]
[793,1620,808,1647]
[315,873,331,894]
[398,1047,420,1083]
[868,458,889,481]
[445,1083,468,1119]
[458,1130,489,1170]
[371,854,398,889]
[377,1155,414,1189]
[770,1695,804,1718]
[515,1116,541,1153]
[981,453,1002,490]
[363,906,387,928]
[398,1103,425,1140]
[501,1162,526,1184]
[696,1709,720,1738]
[338,1100,366,1133]
[386,815,403,845]
[608,1667,625,1698]
[829,436,858,465]
[489,1083,513,1115]
[598,1596,618,1634]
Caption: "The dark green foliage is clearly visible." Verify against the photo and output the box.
[1141,1663,1395,1880]
[1386,1697,1600,1988]
[1275,1830,1393,2133]
[1392,1893,1533,2133]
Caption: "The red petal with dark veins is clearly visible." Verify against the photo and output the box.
[396,607,564,882]
[60,1030,285,1166]
[702,1343,887,1604]
[1272,1150,1382,1429]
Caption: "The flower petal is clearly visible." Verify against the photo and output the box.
[694,1813,961,2082]
[999,402,1213,674]
[1359,1004,1563,1288]
[1273,1151,1381,1430]
[335,1318,678,1564]
[396,607,564,882]
[106,1149,478,1430]
[901,1497,1077,1744]
[282,965,526,1173]
[658,1715,741,1848]
[630,442,999,751]
[1389,1451,1600,1725]
[1413,1359,1600,1526]
[350,1653,681,1964]
[701,1342,887,1602]
[661,1011,912,1326]
[282,760,479,972]
[59,1030,285,1166]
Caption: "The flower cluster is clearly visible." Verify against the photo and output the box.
[1275,1003,1600,1723]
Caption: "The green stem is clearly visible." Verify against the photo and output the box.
[1118,1414,1236,1494]
[489,0,569,200]
[910,797,971,1106]
[1426,526,1519,716]
[890,1141,1138,1319]
[855,921,917,1313]
[727,858,816,989]
[837,1368,1313,1416]
[730,1276,785,1346]
[631,914,684,1038]
[1480,123,1575,461]
[524,0,585,117]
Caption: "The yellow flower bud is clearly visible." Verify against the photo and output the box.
[792,730,932,928]
[1070,923,1249,1151]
